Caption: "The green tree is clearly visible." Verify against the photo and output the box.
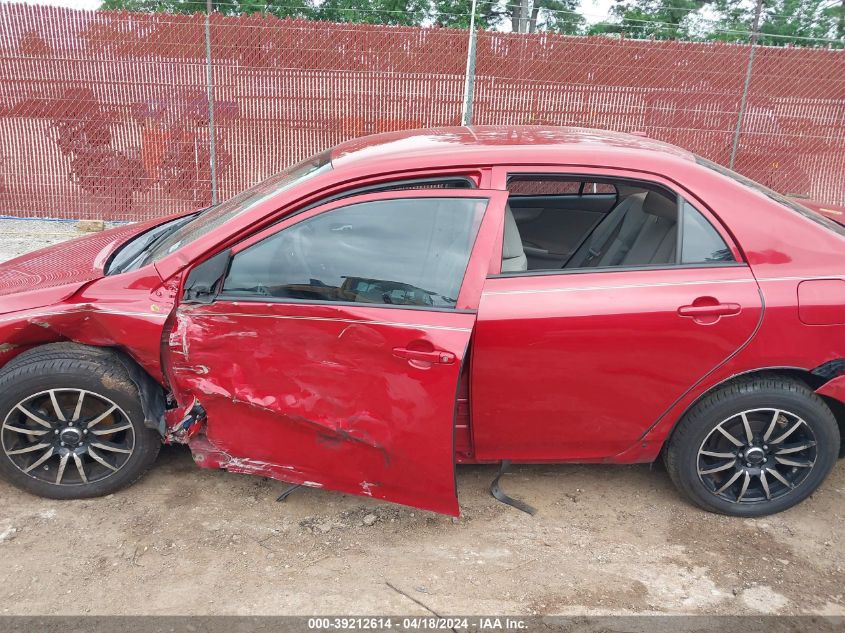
[99,0,310,17]
[707,0,841,44]
[522,0,585,34]
[430,0,583,32]
[429,0,505,29]
[102,0,584,33]
[312,0,429,25]
[588,0,713,39]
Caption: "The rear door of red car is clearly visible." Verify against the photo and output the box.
[167,189,507,515]
[471,167,764,461]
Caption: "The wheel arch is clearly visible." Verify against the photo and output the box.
[1,342,167,436]
[662,364,845,458]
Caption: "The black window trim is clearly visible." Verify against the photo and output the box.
[299,175,476,213]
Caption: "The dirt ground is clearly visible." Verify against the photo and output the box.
[1,219,844,616]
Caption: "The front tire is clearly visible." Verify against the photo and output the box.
[665,375,839,517]
[0,344,160,499]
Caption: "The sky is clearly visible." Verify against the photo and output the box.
[18,0,619,25]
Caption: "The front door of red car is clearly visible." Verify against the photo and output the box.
[167,189,507,515]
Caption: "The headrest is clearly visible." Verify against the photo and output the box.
[503,204,524,260]
[643,191,677,220]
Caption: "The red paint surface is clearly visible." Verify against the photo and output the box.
[2,127,845,513]
[817,375,845,403]
[798,280,845,325]
[472,266,762,461]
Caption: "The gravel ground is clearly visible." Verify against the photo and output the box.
[0,219,124,262]
[0,219,844,617]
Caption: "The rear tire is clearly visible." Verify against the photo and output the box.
[665,375,839,517]
[0,344,160,499]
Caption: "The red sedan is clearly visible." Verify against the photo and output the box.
[1,127,843,518]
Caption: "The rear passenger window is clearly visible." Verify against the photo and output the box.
[681,201,735,264]
[502,173,737,275]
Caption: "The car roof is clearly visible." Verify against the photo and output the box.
[330,126,696,172]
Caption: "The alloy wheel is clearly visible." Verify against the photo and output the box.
[1,388,135,486]
[697,408,817,504]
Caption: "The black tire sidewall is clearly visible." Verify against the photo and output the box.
[0,358,159,499]
[671,383,839,517]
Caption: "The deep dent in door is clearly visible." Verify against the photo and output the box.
[163,303,474,516]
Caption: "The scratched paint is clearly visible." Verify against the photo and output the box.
[163,299,474,516]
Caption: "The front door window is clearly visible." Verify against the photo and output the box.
[222,197,485,309]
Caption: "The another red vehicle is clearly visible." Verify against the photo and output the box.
[1,127,844,518]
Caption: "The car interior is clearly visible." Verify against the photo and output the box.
[502,176,684,273]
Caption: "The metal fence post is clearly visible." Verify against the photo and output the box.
[729,0,764,170]
[205,0,218,205]
[461,0,478,126]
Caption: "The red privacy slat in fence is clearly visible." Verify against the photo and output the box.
[0,3,842,221]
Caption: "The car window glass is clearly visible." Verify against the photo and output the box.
[221,197,486,309]
[504,174,679,272]
[681,201,735,264]
[581,182,617,195]
[509,177,581,196]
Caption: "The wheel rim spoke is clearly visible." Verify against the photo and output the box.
[736,471,751,502]
[740,412,754,444]
[7,442,50,455]
[699,459,737,475]
[774,441,816,455]
[87,446,118,471]
[760,471,772,499]
[22,447,54,473]
[55,453,69,484]
[71,453,88,483]
[90,441,132,454]
[715,469,743,494]
[767,468,793,489]
[700,450,736,459]
[717,425,744,447]
[3,425,49,436]
[769,419,802,445]
[774,456,813,468]
[86,405,117,429]
[72,391,86,422]
[48,390,66,422]
[15,405,52,429]
[90,424,132,436]
[763,410,781,442]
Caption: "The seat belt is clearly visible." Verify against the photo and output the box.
[580,205,629,268]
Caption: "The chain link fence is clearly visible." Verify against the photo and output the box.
[0,2,842,221]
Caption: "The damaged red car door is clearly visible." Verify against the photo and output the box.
[166,189,507,515]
